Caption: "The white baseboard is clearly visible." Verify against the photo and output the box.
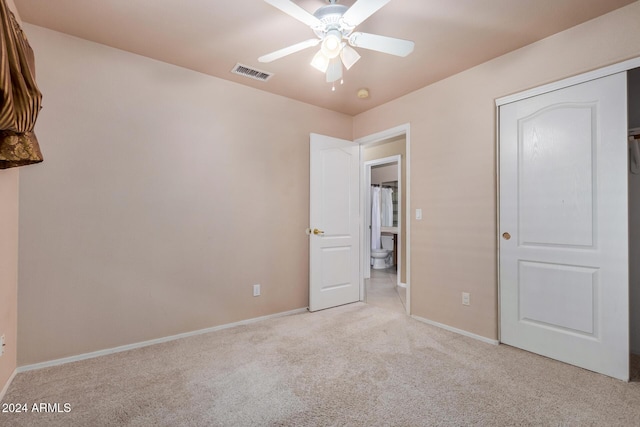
[397,282,407,288]
[0,369,17,402]
[411,315,499,345]
[17,307,308,373]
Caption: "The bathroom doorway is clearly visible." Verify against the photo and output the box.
[357,124,410,315]
[365,157,404,313]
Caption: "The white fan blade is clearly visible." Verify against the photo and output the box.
[264,0,324,29]
[348,32,414,57]
[341,0,390,28]
[259,38,320,63]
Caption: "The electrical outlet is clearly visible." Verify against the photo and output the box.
[0,334,5,357]
[253,284,261,297]
[462,292,470,306]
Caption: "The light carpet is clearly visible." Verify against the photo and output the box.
[2,302,640,426]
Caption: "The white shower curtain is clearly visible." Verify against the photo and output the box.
[381,188,394,227]
[371,187,381,250]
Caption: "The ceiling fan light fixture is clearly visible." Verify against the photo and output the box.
[340,44,361,70]
[311,50,330,72]
[326,57,343,83]
[321,29,343,59]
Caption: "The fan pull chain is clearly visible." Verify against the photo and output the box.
[331,78,345,92]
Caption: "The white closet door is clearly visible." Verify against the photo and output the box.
[499,73,629,380]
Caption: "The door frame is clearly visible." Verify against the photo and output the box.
[364,155,402,283]
[495,56,640,343]
[356,123,411,315]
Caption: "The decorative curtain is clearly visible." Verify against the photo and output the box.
[0,0,43,169]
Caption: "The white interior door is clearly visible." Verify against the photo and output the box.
[309,133,360,311]
[499,73,629,380]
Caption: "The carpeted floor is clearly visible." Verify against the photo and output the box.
[2,302,640,426]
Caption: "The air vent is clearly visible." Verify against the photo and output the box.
[231,63,273,82]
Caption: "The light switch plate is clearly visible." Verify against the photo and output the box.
[462,292,470,306]
[416,208,422,220]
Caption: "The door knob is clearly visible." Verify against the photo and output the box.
[502,232,511,240]
[305,228,325,235]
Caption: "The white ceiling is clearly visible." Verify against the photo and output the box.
[14,0,635,116]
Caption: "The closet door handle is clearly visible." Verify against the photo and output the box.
[502,232,511,240]
[305,228,325,236]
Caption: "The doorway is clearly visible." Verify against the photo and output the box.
[356,124,410,315]
[628,66,640,379]
[365,157,404,313]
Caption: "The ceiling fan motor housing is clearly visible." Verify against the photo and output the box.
[313,4,352,39]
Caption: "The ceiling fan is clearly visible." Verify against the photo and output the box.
[259,0,415,85]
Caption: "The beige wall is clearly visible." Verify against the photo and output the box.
[364,137,407,284]
[354,2,640,340]
[0,169,18,393]
[0,0,22,397]
[371,164,397,186]
[18,24,352,365]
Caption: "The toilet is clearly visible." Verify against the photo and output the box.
[371,235,394,269]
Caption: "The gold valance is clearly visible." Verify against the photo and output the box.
[0,0,43,169]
